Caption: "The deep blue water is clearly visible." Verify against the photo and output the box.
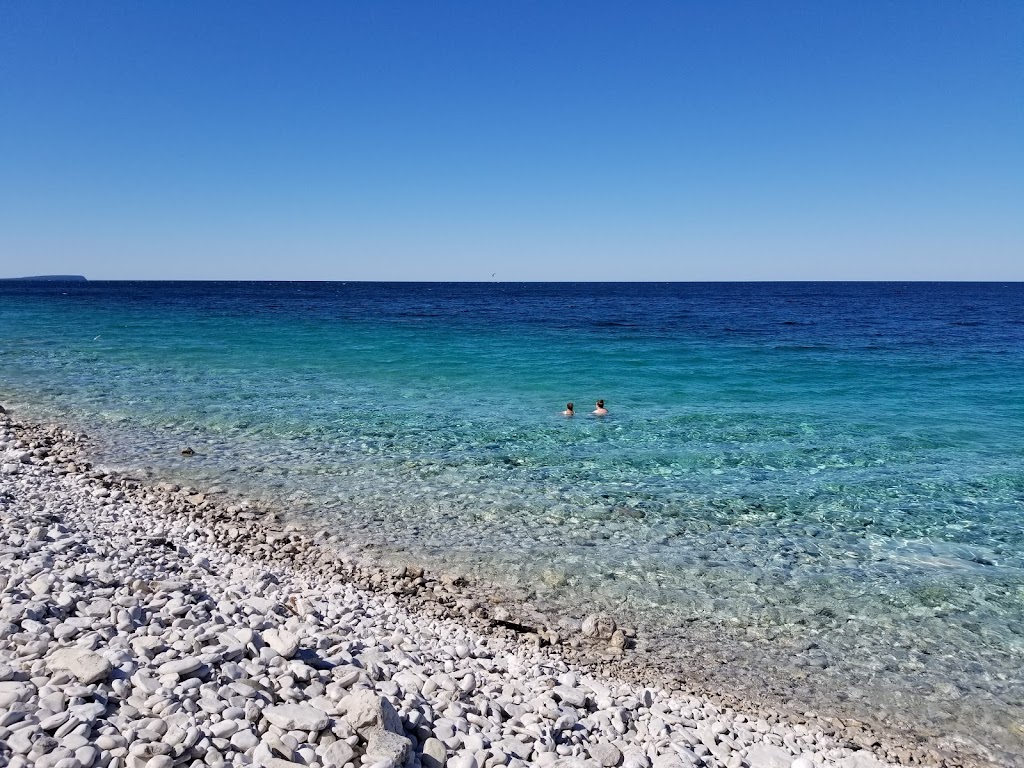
[2,281,1023,758]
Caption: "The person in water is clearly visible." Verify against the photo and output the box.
[593,399,608,415]
[563,402,575,416]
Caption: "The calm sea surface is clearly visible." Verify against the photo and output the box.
[2,281,1023,760]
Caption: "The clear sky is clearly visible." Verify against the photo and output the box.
[1,2,1022,281]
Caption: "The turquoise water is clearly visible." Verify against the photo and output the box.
[2,281,1023,760]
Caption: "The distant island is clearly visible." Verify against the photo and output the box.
[0,275,88,281]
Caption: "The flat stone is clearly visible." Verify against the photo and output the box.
[40,711,71,731]
[157,657,202,676]
[263,760,305,768]
[744,744,793,768]
[651,755,687,768]
[83,599,112,618]
[262,703,329,732]
[48,648,111,685]
[838,753,891,768]
[129,743,171,759]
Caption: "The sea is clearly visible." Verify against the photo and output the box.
[2,281,1022,761]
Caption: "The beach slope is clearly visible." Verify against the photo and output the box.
[0,416,965,768]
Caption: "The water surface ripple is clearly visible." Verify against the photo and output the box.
[2,281,1023,761]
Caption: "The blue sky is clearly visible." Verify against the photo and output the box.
[1,2,1021,280]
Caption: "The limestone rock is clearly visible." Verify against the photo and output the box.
[745,744,794,768]
[339,688,402,734]
[263,628,299,659]
[48,647,112,685]
[320,740,355,768]
[581,613,616,640]
[589,743,623,767]
[363,726,411,764]
[262,703,329,732]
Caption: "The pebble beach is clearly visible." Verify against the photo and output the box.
[0,412,1002,768]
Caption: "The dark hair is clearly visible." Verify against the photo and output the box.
[597,399,604,408]
[566,402,574,410]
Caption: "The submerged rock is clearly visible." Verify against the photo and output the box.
[582,612,617,640]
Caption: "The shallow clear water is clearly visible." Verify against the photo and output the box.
[2,281,1023,759]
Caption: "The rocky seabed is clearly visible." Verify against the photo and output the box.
[0,415,980,768]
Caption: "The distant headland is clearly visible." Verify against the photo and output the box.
[0,275,88,281]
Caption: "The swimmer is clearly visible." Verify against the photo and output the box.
[593,399,608,416]
[563,402,575,416]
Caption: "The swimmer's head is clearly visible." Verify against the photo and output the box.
[566,402,574,411]
[596,399,604,408]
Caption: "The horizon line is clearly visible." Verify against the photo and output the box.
[4,277,1024,285]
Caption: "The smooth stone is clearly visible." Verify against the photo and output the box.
[421,738,447,768]
[553,686,588,708]
[40,711,71,731]
[209,720,238,739]
[129,744,172,759]
[230,729,259,752]
[157,658,202,677]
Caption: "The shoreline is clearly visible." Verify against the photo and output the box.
[0,413,1000,768]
